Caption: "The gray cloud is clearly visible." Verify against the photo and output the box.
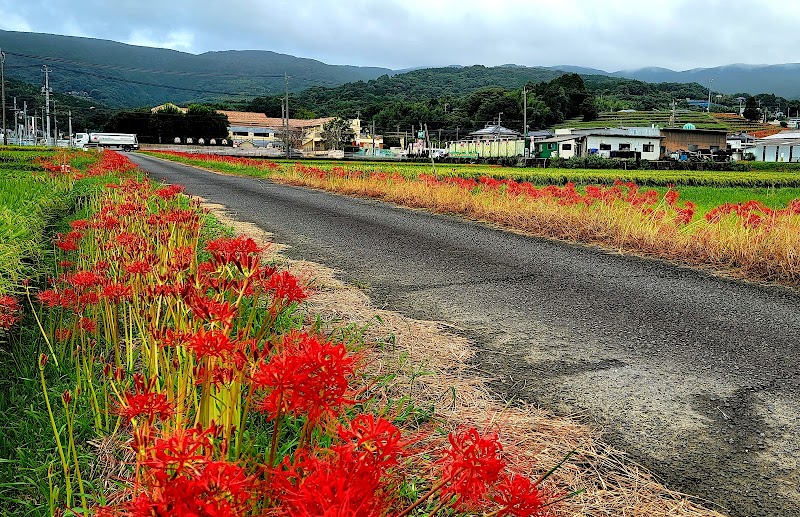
[1,0,799,71]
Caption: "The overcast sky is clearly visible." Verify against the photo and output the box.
[1,0,797,71]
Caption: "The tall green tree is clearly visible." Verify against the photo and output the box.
[321,117,355,150]
[743,97,761,122]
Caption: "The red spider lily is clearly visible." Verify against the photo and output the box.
[0,295,22,330]
[266,270,307,305]
[438,427,506,509]
[155,328,193,349]
[185,291,237,328]
[92,215,122,231]
[67,271,103,291]
[139,423,217,478]
[186,328,238,360]
[54,232,80,252]
[79,291,101,308]
[664,189,680,207]
[492,473,550,517]
[125,260,153,275]
[675,202,696,225]
[91,505,118,517]
[102,283,134,304]
[164,208,199,224]
[124,460,256,517]
[251,330,357,424]
[116,374,175,424]
[336,413,410,471]
[270,449,390,517]
[37,288,62,308]
[79,317,97,333]
[206,235,263,273]
[155,184,185,200]
[169,245,196,272]
[55,327,73,342]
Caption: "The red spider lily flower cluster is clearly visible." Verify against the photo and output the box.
[420,427,551,516]
[705,198,800,229]
[152,150,281,171]
[270,447,393,516]
[337,413,410,470]
[438,427,506,508]
[125,424,258,517]
[251,330,357,424]
[0,295,22,330]
[116,374,175,425]
[28,151,561,517]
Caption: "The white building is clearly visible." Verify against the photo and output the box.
[538,127,663,160]
[753,131,800,162]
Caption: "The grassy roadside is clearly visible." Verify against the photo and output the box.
[2,150,580,515]
[0,149,75,294]
[0,148,104,512]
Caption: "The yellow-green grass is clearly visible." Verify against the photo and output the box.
[0,148,102,295]
[159,153,800,187]
[142,152,800,215]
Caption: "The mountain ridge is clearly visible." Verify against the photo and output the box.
[2,29,799,108]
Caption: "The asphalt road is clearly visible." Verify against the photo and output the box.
[130,153,800,516]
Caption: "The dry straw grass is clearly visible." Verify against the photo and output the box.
[205,202,726,517]
[277,168,800,287]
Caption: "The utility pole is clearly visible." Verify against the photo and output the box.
[53,99,58,145]
[13,97,18,143]
[706,78,713,113]
[42,65,52,146]
[496,112,503,141]
[22,101,27,143]
[522,86,528,140]
[68,110,73,148]
[284,73,289,159]
[1,48,6,145]
[456,126,459,141]
[438,128,442,148]
[669,99,676,126]
[371,119,376,156]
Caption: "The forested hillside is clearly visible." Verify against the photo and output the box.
[0,30,392,107]
[2,77,109,133]
[225,68,722,134]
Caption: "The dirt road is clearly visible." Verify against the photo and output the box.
[130,153,800,516]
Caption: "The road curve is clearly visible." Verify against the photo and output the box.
[130,153,800,516]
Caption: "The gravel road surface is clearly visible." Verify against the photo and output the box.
[130,153,800,516]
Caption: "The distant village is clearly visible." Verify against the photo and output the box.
[147,101,799,164]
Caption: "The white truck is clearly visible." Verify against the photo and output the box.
[73,132,139,151]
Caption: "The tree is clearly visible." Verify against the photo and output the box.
[580,97,599,122]
[743,97,760,122]
[321,117,355,150]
